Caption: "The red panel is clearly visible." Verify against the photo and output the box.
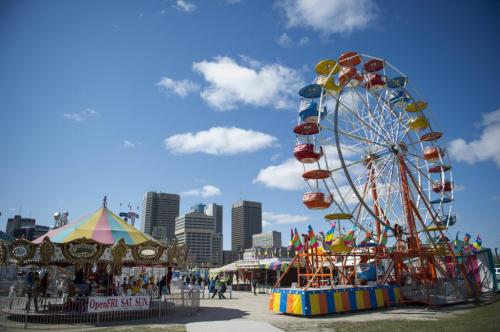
[338,51,362,67]
[302,169,330,180]
[293,123,320,135]
[420,131,443,142]
[364,59,384,72]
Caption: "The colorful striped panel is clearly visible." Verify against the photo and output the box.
[375,288,385,307]
[273,292,281,312]
[355,290,366,310]
[348,290,357,311]
[333,292,344,312]
[286,293,295,313]
[388,287,396,304]
[292,293,303,315]
[310,293,328,315]
[279,292,287,313]
[268,294,274,311]
[382,288,390,305]
[393,287,401,304]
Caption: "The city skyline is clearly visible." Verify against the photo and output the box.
[1,1,499,251]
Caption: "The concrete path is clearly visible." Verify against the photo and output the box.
[186,319,283,332]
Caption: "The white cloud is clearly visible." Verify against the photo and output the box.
[277,33,310,47]
[181,185,221,197]
[156,76,200,97]
[277,0,378,35]
[254,158,305,190]
[192,56,304,111]
[263,211,310,225]
[164,126,278,155]
[174,0,196,12]
[63,108,100,122]
[449,108,500,167]
[453,184,465,192]
[253,145,359,191]
[123,140,141,148]
[262,219,271,227]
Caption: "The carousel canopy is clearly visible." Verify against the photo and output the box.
[33,207,155,245]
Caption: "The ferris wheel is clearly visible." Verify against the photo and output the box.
[293,51,456,247]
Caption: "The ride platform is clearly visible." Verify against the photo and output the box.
[268,285,402,316]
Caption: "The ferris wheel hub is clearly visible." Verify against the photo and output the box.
[391,142,408,156]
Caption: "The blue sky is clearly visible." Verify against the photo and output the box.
[0,0,499,251]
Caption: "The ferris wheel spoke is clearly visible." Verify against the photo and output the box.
[351,86,395,144]
[337,98,393,146]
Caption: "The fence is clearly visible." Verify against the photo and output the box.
[0,290,200,329]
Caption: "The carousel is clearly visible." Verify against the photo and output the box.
[0,197,189,322]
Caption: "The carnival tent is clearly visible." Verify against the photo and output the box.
[34,207,155,245]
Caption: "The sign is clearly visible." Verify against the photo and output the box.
[87,296,151,313]
[68,243,97,258]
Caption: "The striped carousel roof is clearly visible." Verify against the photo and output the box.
[33,207,155,245]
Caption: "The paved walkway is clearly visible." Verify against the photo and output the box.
[186,319,283,332]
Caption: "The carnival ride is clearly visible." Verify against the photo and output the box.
[272,52,488,315]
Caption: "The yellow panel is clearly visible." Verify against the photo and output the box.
[64,211,101,242]
[273,293,281,312]
[292,294,303,315]
[315,59,340,76]
[408,116,429,131]
[375,289,384,307]
[310,294,320,315]
[333,292,344,312]
[325,213,353,220]
[394,288,401,303]
[406,101,428,113]
[355,291,365,310]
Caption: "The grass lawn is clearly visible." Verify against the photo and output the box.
[273,300,500,332]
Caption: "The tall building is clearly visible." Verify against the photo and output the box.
[6,215,35,237]
[175,211,222,266]
[5,215,49,241]
[205,203,223,235]
[231,200,262,252]
[252,231,282,248]
[189,203,206,214]
[140,192,179,243]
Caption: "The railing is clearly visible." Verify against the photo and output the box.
[0,290,200,329]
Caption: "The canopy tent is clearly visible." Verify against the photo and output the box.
[34,207,155,245]
[209,258,292,274]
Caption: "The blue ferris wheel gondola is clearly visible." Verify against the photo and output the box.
[389,91,410,108]
[387,76,407,89]
[299,101,325,123]
[299,84,323,99]
[430,197,453,204]
[437,215,457,227]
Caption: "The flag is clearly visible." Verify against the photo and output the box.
[325,225,335,245]
[464,233,471,246]
[344,228,355,245]
[473,234,482,252]
[292,228,303,251]
[308,225,318,248]
[288,228,294,250]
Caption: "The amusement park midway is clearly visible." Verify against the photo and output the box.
[1,1,500,332]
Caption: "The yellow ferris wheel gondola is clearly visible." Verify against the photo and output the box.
[324,213,353,220]
[315,59,340,76]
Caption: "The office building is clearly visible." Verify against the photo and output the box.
[231,200,262,251]
[189,203,206,214]
[175,211,222,266]
[205,203,223,235]
[252,231,282,248]
[5,215,35,238]
[5,215,49,241]
[140,192,179,243]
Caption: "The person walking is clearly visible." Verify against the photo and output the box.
[218,281,226,299]
[252,279,257,295]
